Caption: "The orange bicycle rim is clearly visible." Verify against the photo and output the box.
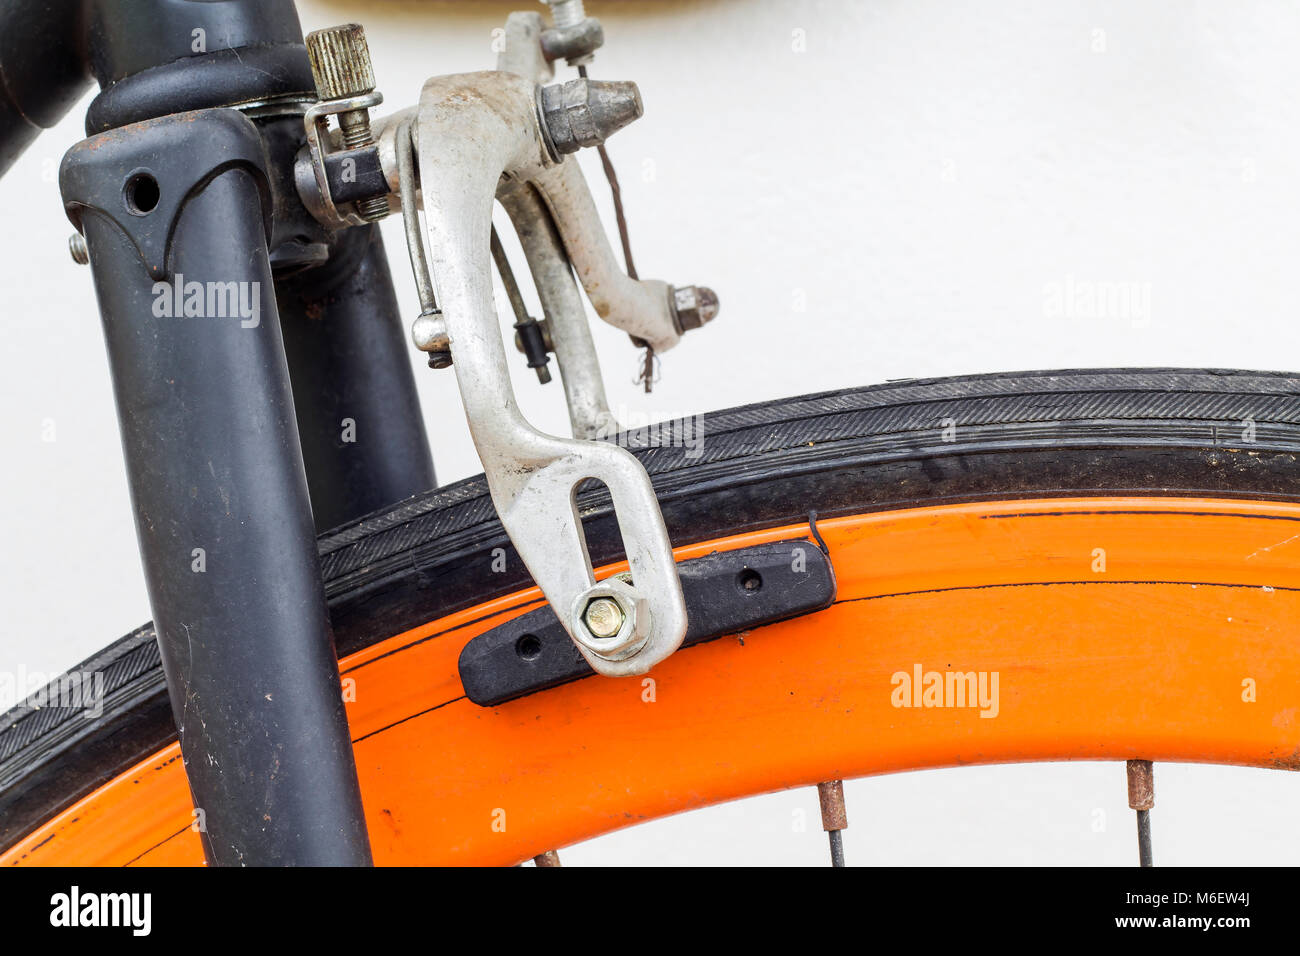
[5,496,1299,866]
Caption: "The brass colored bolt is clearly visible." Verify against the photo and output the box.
[583,597,625,639]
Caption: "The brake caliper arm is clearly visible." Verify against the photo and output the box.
[410,72,687,677]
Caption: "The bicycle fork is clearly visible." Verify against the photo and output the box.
[60,109,371,866]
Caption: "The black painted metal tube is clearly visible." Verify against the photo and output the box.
[0,0,90,178]
[276,225,437,532]
[60,109,372,866]
[1,0,311,176]
[85,0,307,88]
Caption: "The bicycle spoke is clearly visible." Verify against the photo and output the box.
[817,780,848,867]
[1126,760,1155,867]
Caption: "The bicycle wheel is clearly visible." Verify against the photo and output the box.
[3,368,1299,865]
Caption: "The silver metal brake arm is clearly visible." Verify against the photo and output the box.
[490,10,618,440]
[381,106,620,440]
[495,10,681,355]
[414,71,686,677]
[530,160,680,353]
[496,11,554,86]
[497,179,618,441]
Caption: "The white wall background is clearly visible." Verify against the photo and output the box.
[2,0,1298,865]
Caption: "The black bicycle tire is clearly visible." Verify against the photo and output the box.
[4,367,1300,852]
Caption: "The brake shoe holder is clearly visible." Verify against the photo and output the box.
[459,540,838,706]
[408,71,687,677]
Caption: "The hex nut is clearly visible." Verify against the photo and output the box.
[671,285,720,332]
[571,576,651,662]
[538,78,643,156]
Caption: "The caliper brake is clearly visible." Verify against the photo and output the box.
[396,69,703,677]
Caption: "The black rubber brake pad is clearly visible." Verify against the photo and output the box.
[458,539,836,706]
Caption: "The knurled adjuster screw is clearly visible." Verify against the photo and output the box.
[306,23,389,222]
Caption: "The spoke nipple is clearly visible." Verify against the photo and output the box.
[534,850,562,867]
[817,780,848,867]
[1127,759,1155,867]
[1126,759,1154,811]
[817,780,848,830]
